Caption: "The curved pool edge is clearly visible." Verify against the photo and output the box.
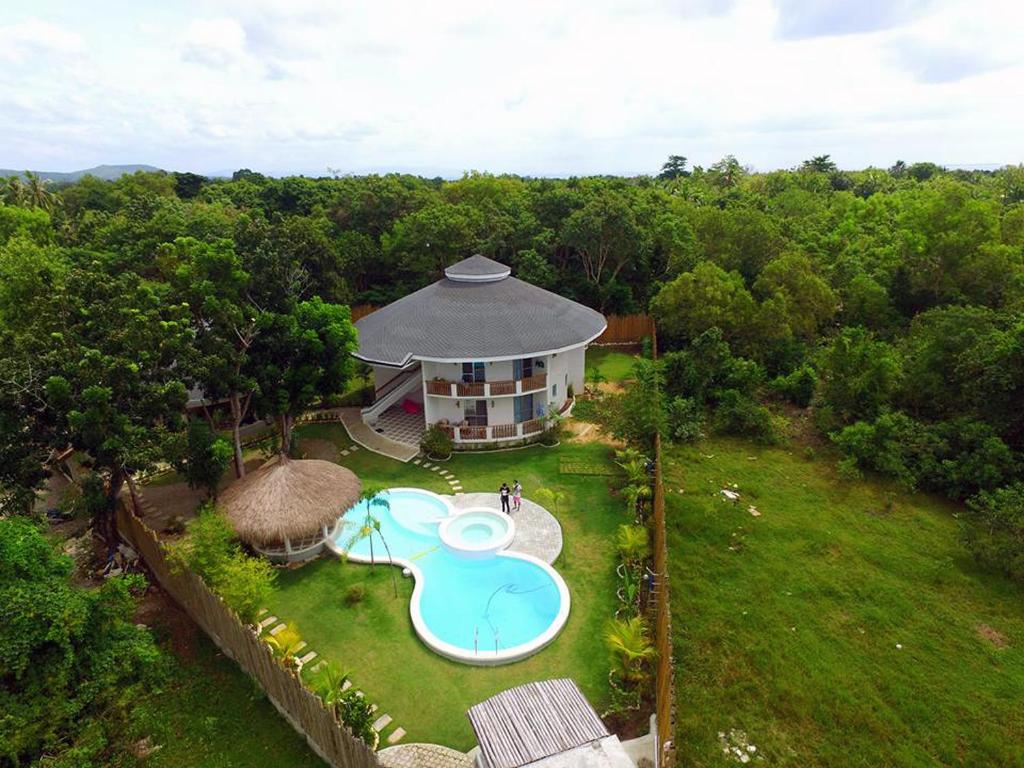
[327,487,571,666]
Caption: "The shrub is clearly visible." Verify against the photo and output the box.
[571,397,599,422]
[617,524,650,565]
[420,423,453,458]
[0,518,165,765]
[666,396,703,443]
[769,363,818,407]
[167,504,276,624]
[329,384,374,407]
[714,390,777,443]
[344,583,367,606]
[961,483,1024,582]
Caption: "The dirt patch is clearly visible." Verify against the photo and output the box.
[136,585,201,661]
[977,623,1009,649]
[595,381,627,396]
[565,418,625,448]
[297,437,341,462]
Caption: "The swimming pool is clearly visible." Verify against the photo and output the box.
[328,488,570,665]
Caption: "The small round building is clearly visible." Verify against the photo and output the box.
[354,255,607,448]
[219,457,362,563]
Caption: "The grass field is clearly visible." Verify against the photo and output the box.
[132,632,323,768]
[665,437,1024,767]
[264,425,623,749]
[585,345,638,383]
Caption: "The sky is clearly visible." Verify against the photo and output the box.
[1,0,1022,177]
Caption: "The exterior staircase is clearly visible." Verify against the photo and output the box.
[361,364,422,424]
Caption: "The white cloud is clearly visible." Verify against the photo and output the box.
[1,0,1023,174]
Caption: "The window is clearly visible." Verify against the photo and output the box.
[461,362,486,383]
[513,394,534,423]
[513,358,533,380]
[552,383,558,399]
[464,399,488,426]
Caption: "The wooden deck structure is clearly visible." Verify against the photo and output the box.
[466,679,609,768]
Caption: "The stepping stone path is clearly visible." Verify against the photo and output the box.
[255,608,407,745]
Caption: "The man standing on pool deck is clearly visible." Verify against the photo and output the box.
[499,482,511,514]
[512,479,522,512]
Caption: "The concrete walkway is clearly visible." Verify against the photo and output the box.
[337,407,420,462]
[378,743,474,768]
[448,493,563,564]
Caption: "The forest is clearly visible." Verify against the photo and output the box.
[2,157,1024,763]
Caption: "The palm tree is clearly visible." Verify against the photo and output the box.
[24,172,57,212]
[345,486,399,597]
[310,660,351,702]
[605,616,657,686]
[262,622,304,672]
[534,486,567,518]
[1,176,27,207]
[616,524,650,566]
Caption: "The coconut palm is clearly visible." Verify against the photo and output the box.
[616,524,650,566]
[534,486,567,517]
[605,616,657,685]
[24,172,58,212]
[262,622,304,672]
[345,486,399,597]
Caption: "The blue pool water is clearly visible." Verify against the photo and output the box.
[335,489,565,659]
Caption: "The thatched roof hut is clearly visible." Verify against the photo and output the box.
[220,457,361,550]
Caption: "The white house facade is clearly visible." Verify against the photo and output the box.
[353,255,606,449]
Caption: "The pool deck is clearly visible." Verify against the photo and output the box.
[448,493,563,564]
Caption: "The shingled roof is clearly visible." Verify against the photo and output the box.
[355,256,606,366]
[467,679,610,768]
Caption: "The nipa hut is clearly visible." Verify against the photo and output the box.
[220,456,361,563]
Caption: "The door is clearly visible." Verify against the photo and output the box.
[464,399,488,426]
[513,394,534,423]
[513,358,533,380]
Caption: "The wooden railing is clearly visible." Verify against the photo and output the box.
[456,381,485,397]
[521,418,544,435]
[518,373,547,392]
[426,380,453,396]
[458,425,487,440]
[425,374,547,398]
[491,423,517,439]
[489,380,516,395]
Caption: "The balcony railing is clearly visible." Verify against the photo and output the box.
[424,373,547,398]
[447,419,547,443]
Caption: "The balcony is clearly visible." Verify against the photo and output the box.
[424,373,547,399]
[439,418,547,443]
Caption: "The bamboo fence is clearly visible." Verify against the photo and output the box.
[651,328,676,768]
[116,500,382,768]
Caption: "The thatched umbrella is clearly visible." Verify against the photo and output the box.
[220,457,362,552]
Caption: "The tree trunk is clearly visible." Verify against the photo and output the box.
[279,412,294,459]
[229,392,249,478]
[97,468,126,550]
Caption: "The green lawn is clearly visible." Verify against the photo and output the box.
[585,345,638,383]
[666,437,1024,767]
[132,633,324,768]
[264,424,623,750]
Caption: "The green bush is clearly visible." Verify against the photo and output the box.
[329,384,374,408]
[167,504,276,624]
[167,419,233,498]
[666,396,703,443]
[421,424,454,458]
[0,518,166,765]
[344,583,366,606]
[714,390,777,444]
[571,397,599,422]
[961,483,1024,582]
[769,363,818,407]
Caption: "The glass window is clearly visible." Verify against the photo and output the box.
[513,394,534,423]
[461,362,486,383]
[552,383,558,398]
[464,399,488,426]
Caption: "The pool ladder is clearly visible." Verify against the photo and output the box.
[472,625,501,655]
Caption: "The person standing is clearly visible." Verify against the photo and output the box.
[499,482,511,514]
[512,480,522,512]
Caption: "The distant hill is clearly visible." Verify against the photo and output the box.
[0,164,163,182]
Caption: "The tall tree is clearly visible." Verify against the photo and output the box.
[658,155,689,180]
[248,297,358,456]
